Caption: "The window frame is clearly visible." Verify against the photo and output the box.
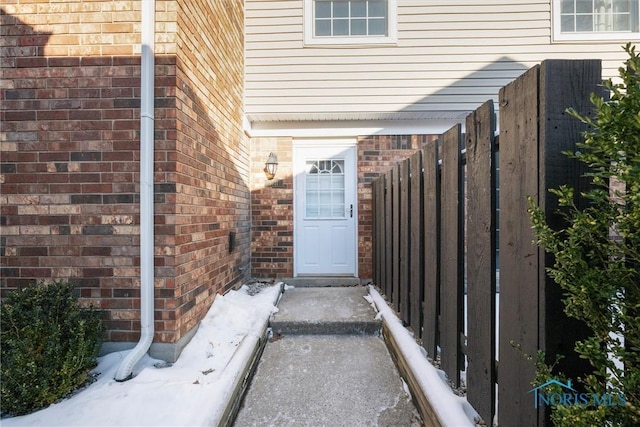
[303,0,398,46]
[552,0,640,42]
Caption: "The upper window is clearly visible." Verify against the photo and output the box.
[553,0,640,41]
[304,0,397,46]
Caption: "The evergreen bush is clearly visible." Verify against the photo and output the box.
[1,281,103,416]
[529,43,640,425]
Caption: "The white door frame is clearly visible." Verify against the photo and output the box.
[293,139,358,277]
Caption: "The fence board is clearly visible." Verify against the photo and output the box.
[465,100,497,425]
[370,60,603,427]
[392,165,400,312]
[409,151,423,334]
[385,170,393,300]
[440,124,463,387]
[498,65,540,427]
[422,142,439,357]
[536,59,603,425]
[399,158,411,325]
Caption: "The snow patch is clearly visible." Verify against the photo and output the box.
[368,285,480,427]
[2,282,282,427]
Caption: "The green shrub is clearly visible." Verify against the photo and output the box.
[1,281,103,416]
[529,43,640,425]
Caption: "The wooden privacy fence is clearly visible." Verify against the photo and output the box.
[371,59,603,427]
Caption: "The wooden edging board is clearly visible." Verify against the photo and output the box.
[382,321,444,427]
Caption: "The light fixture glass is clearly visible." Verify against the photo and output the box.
[264,152,278,180]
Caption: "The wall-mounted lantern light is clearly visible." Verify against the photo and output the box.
[264,152,278,180]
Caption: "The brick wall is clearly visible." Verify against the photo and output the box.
[172,0,250,339]
[250,137,294,278]
[0,1,248,350]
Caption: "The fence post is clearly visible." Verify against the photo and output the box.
[465,100,497,425]
[440,124,464,387]
[498,60,602,426]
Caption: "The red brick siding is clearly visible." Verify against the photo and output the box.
[0,1,248,346]
[172,0,249,339]
[250,137,294,278]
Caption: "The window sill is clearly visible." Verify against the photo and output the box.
[552,32,640,43]
[303,36,398,48]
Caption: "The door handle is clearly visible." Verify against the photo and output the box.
[350,204,353,218]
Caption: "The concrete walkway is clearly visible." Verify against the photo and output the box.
[233,286,422,427]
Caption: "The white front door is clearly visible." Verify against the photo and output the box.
[293,141,357,277]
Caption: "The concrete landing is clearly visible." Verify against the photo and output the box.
[233,336,421,427]
[233,285,422,427]
[271,286,381,335]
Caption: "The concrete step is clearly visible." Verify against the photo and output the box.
[281,277,362,287]
[270,286,381,335]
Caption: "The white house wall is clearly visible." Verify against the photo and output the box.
[245,0,635,124]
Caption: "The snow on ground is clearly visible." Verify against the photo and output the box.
[2,282,282,427]
[366,286,480,427]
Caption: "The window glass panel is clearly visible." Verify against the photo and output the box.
[369,18,387,35]
[316,1,331,18]
[561,14,576,31]
[316,20,331,36]
[576,0,593,13]
[369,0,387,17]
[352,0,366,17]
[333,18,349,35]
[561,0,575,13]
[351,19,366,34]
[576,14,594,30]
[333,1,349,17]
[614,13,631,29]
[615,0,630,12]
[307,177,319,190]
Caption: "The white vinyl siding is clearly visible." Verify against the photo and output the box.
[245,0,636,123]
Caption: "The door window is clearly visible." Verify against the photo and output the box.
[305,159,345,218]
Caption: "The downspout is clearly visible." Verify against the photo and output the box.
[115,0,155,381]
